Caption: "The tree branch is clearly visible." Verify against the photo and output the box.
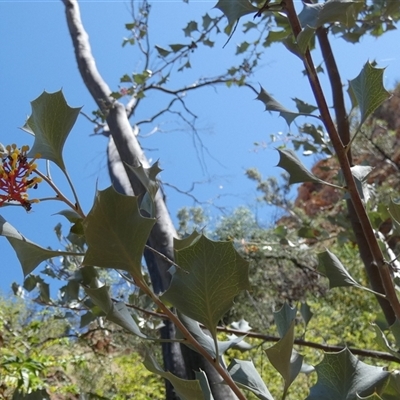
[283,0,400,322]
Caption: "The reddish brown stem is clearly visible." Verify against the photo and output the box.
[283,0,400,320]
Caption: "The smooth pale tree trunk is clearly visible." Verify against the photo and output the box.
[62,1,237,398]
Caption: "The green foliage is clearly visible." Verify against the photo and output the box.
[162,234,250,338]
[0,215,62,277]
[3,1,400,399]
[277,149,326,185]
[307,349,389,400]
[22,91,81,172]
[144,352,210,400]
[349,62,391,126]
[83,186,155,278]
[256,88,320,126]
[214,0,258,26]
[0,293,166,399]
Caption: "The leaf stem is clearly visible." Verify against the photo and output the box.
[63,169,84,216]
[34,169,86,219]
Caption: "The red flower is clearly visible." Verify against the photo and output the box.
[0,144,42,211]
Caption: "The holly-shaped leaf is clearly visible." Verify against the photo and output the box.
[22,91,81,171]
[292,98,318,114]
[126,161,162,217]
[297,0,360,53]
[195,371,215,400]
[162,234,250,338]
[228,359,274,400]
[276,149,325,185]
[351,165,374,182]
[183,21,198,37]
[84,285,147,338]
[265,320,303,397]
[300,302,314,328]
[273,303,297,338]
[83,186,156,280]
[170,44,186,53]
[214,0,258,26]
[0,215,67,276]
[299,0,358,29]
[379,373,400,400]
[349,62,390,125]
[371,323,400,361]
[318,249,363,289]
[144,352,209,400]
[177,313,247,358]
[174,230,202,251]
[318,249,366,290]
[155,45,170,57]
[54,209,82,223]
[257,87,300,126]
[306,348,389,400]
[389,318,400,348]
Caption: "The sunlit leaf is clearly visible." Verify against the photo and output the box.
[389,318,400,349]
[170,43,186,52]
[292,98,318,114]
[162,234,250,338]
[85,285,147,338]
[183,21,198,37]
[349,62,390,125]
[0,215,66,276]
[202,13,213,30]
[214,0,258,26]
[36,280,50,303]
[83,186,155,280]
[23,275,39,292]
[177,313,247,358]
[371,323,400,361]
[257,87,299,126]
[80,311,97,328]
[155,45,170,57]
[22,90,81,171]
[276,148,325,185]
[265,320,303,395]
[195,370,215,400]
[128,161,162,200]
[125,161,161,217]
[236,41,250,54]
[318,249,362,289]
[144,352,206,400]
[379,372,400,400]
[174,230,201,251]
[228,359,274,400]
[273,303,297,338]
[351,165,373,182]
[300,302,313,328]
[306,348,389,400]
[120,74,132,83]
[54,209,82,223]
[297,0,360,53]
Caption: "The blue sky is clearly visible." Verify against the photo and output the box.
[1,1,399,293]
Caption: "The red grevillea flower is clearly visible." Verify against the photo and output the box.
[0,144,42,211]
